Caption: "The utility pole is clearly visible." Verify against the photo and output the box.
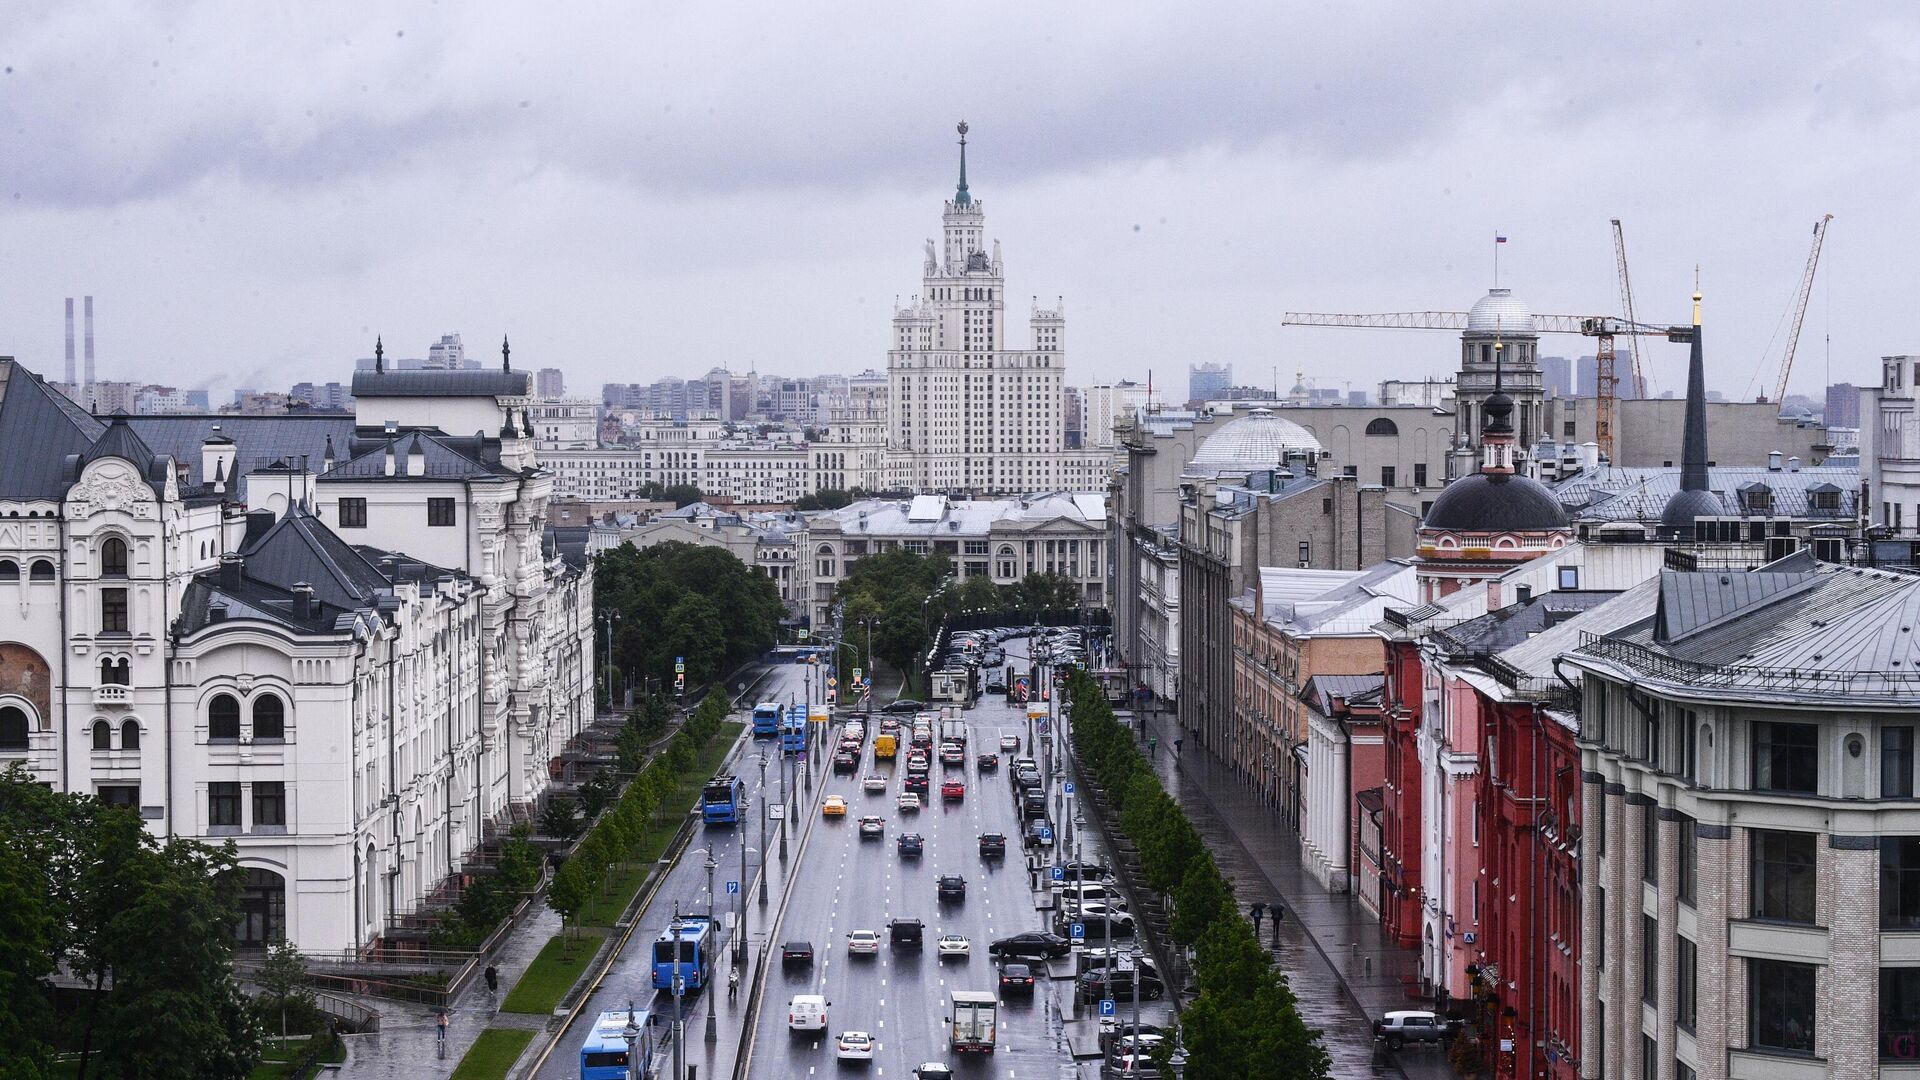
[757,754,770,903]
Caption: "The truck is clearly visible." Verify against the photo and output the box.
[873,733,898,760]
[947,990,998,1053]
[939,710,968,749]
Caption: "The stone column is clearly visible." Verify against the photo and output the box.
[1655,811,1680,1080]
[1580,772,1605,1080]
[1825,836,1879,1077]
[1622,791,1651,1080]
[1693,826,1732,1080]
[1605,783,1629,1079]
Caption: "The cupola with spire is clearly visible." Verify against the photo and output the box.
[1658,287,1717,538]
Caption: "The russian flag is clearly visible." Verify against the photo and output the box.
[1495,235,1508,243]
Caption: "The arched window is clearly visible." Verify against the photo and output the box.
[0,560,17,579]
[92,719,112,751]
[29,560,54,581]
[0,707,27,751]
[254,695,286,741]
[209,694,241,741]
[100,537,128,577]
[1365,417,1399,436]
[235,867,287,947]
[99,657,130,686]
[121,720,140,751]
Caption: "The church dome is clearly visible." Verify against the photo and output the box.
[1465,288,1535,336]
[1422,471,1570,534]
[1185,408,1322,479]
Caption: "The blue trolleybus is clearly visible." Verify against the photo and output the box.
[580,1008,653,1079]
[750,701,781,737]
[701,774,745,825]
[780,708,807,754]
[651,916,717,992]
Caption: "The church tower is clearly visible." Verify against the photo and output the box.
[1453,288,1546,475]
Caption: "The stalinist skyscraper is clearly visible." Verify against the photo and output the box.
[886,123,1107,495]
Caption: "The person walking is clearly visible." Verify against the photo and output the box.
[728,967,740,1002]
[1148,735,1158,760]
[436,1009,449,1060]
[1271,901,1285,945]
[1249,902,1265,934]
[484,965,499,995]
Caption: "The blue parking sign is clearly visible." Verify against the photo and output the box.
[1070,922,1085,942]
[1039,826,1053,842]
[1050,866,1064,881]
[1063,781,1075,795]
[1099,998,1117,1017]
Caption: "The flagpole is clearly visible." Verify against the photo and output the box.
[1494,231,1500,287]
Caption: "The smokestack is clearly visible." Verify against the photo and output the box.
[83,296,96,401]
[64,299,76,388]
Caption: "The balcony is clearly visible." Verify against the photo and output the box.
[93,685,130,707]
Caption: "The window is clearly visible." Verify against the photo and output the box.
[253,696,285,741]
[428,498,456,527]
[1883,838,1920,928]
[253,781,286,828]
[29,559,54,581]
[1678,815,1697,906]
[1642,1035,1658,1079]
[209,694,241,741]
[1297,540,1311,566]
[1342,465,1357,478]
[1752,721,1818,793]
[0,706,27,751]
[92,719,112,751]
[1888,727,1915,798]
[1676,1062,1695,1080]
[1644,804,1659,884]
[1558,566,1579,589]
[1749,959,1816,1054]
[99,537,127,577]
[100,588,129,634]
[1678,935,1698,1032]
[1883,968,1920,1061]
[338,497,368,528]
[1564,420,1577,438]
[97,784,139,810]
[209,782,242,828]
[1381,466,1397,487]
[1751,829,1817,924]
[1813,488,1841,511]
[1365,417,1399,436]
[0,559,15,579]
[1643,914,1659,1005]
[121,720,140,751]
[1414,463,1427,487]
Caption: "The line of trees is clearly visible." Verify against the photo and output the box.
[1066,672,1331,1080]
[834,549,1086,691]
[546,690,731,938]
[0,766,263,1079]
[596,542,785,697]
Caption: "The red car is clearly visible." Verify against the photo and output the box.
[941,780,966,801]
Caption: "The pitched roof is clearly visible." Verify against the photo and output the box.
[321,430,517,481]
[1553,465,1858,523]
[240,505,395,611]
[126,415,354,488]
[0,361,106,498]
[1651,570,1819,642]
[1302,673,1385,715]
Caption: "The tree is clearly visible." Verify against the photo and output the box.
[1007,571,1083,613]
[547,859,591,941]
[794,488,853,511]
[540,797,584,841]
[0,839,56,1077]
[1170,852,1235,946]
[580,769,620,818]
[257,941,310,1039]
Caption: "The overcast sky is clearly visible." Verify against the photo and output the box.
[2,3,1916,406]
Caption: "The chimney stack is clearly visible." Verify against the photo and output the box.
[83,296,95,402]
[218,552,243,589]
[291,582,314,620]
[64,299,76,389]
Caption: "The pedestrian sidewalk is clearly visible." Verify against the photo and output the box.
[1134,711,1432,1032]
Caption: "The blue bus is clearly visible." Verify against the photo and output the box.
[702,774,745,825]
[580,1008,653,1079]
[651,916,716,992]
[780,708,807,754]
[750,701,781,737]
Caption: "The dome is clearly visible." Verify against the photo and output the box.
[1422,472,1570,533]
[1658,488,1723,536]
[1185,408,1323,479]
[1465,288,1535,336]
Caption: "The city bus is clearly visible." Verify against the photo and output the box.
[580,1008,654,1079]
[751,701,781,737]
[651,916,717,992]
[781,709,807,754]
[701,774,745,825]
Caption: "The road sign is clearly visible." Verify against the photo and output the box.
[798,629,810,641]
[853,667,862,683]
[1037,719,1050,735]
[675,656,685,673]
[675,672,685,689]
[1050,866,1065,881]
[725,880,740,895]
[1039,825,1054,842]
[1098,998,1117,1017]
[1063,781,1075,795]
[1070,922,1086,943]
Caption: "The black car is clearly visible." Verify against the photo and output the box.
[833,750,859,773]
[998,962,1037,995]
[987,932,1070,961]
[1078,966,1163,1001]
[781,941,815,967]
[1024,819,1055,849]
[976,752,999,772]
[904,773,930,794]
[883,699,925,714]
[1055,860,1111,882]
[937,875,967,902]
[890,919,925,949]
[978,833,1007,858]
[898,833,924,858]
[1020,791,1048,820]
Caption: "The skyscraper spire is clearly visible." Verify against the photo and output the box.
[954,120,971,206]
[1658,282,1716,538]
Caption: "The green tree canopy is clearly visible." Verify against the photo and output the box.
[596,541,784,690]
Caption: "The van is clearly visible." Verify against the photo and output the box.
[788,994,829,1032]
[874,733,898,760]
[890,919,925,949]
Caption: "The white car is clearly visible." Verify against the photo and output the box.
[836,1031,876,1061]
[999,734,1020,750]
[936,934,970,958]
[847,929,881,955]
[863,774,887,792]
[913,1065,954,1080]
[896,792,922,812]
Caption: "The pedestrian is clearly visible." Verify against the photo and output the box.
[436,1009,448,1058]
[1250,902,1265,933]
[484,965,498,994]
[1174,738,1183,757]
[1271,902,1284,944]
[728,967,740,1002]
[1148,735,1158,760]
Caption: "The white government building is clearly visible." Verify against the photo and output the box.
[0,349,595,954]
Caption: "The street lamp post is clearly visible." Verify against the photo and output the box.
[756,754,770,903]
[704,851,719,1042]
[622,1002,642,1080]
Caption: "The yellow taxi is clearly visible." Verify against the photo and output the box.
[822,795,848,817]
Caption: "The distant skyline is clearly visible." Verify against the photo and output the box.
[1,4,1915,405]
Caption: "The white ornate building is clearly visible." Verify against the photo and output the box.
[0,350,594,954]
[885,123,1111,495]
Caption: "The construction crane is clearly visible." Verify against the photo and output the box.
[1281,310,1692,461]
[1766,214,1834,404]
[1610,220,1649,398]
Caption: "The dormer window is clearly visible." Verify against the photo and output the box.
[1741,485,1774,514]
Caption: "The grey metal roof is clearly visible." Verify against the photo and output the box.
[322,430,516,481]
[1432,590,1619,656]
[241,506,394,611]
[1302,673,1385,715]
[351,369,531,397]
[1650,570,1818,642]
[80,415,159,475]
[126,414,355,488]
[0,363,106,498]
[1553,465,1858,524]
